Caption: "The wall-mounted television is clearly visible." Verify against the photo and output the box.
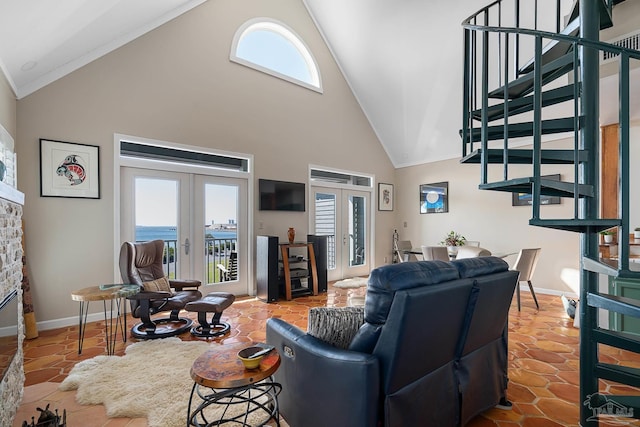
[259,179,305,212]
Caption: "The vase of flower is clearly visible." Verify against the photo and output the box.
[441,231,466,257]
[287,227,296,244]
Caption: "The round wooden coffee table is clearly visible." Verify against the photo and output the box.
[187,343,281,427]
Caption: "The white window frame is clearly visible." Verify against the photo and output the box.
[230,17,323,93]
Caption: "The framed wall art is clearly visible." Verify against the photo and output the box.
[40,139,100,199]
[420,182,448,214]
[512,174,561,206]
[378,183,394,211]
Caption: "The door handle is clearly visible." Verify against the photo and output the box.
[182,238,190,255]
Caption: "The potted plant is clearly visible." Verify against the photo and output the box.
[600,229,616,244]
[634,227,640,239]
[441,231,466,256]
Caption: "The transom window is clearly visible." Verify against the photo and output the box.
[230,18,322,93]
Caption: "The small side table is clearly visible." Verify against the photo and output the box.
[188,343,281,427]
[71,284,139,355]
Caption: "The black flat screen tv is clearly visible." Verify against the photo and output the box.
[259,179,305,212]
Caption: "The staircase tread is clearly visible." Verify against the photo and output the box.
[472,84,576,121]
[488,52,575,99]
[461,148,587,165]
[478,176,593,198]
[593,328,640,352]
[595,362,640,388]
[589,293,640,316]
[519,18,580,74]
[583,256,640,276]
[528,219,621,233]
[464,117,578,143]
[568,0,614,30]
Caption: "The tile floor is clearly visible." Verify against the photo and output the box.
[11,285,640,426]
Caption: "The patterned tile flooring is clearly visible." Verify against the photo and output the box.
[12,285,640,426]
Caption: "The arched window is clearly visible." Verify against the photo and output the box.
[230,18,322,93]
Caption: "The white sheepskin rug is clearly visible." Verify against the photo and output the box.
[59,337,217,427]
[332,277,369,289]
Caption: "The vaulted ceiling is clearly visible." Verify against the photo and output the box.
[0,0,637,167]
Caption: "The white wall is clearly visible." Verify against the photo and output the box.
[15,0,396,325]
[396,158,581,297]
[0,71,15,137]
[396,120,640,297]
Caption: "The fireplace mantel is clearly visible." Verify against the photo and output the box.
[0,181,24,205]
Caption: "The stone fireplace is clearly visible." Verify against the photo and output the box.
[0,183,25,426]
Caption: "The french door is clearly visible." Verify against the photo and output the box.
[311,186,370,280]
[120,167,248,295]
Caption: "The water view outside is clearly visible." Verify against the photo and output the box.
[135,226,237,284]
[135,226,237,242]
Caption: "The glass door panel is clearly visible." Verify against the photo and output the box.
[343,190,369,277]
[194,175,247,295]
[121,168,191,280]
[122,169,249,295]
[312,187,370,280]
[313,190,338,281]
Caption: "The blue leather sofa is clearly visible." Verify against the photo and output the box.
[266,257,519,427]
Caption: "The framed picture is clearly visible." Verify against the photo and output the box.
[378,183,394,211]
[420,182,448,214]
[512,174,561,206]
[40,139,100,199]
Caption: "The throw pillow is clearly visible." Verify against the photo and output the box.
[307,306,365,350]
[142,276,172,292]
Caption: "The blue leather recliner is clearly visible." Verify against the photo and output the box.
[266,257,518,427]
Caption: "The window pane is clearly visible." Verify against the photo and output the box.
[237,30,312,84]
[205,183,239,284]
[315,192,336,270]
[231,19,321,91]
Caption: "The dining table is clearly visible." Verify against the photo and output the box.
[403,248,517,260]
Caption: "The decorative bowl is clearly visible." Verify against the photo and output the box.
[237,346,265,369]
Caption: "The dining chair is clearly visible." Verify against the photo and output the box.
[455,246,491,259]
[395,240,418,262]
[464,240,480,247]
[421,246,450,261]
[512,248,541,311]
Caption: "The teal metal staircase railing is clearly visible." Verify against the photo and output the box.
[461,0,640,425]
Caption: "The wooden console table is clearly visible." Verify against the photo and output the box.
[279,243,318,301]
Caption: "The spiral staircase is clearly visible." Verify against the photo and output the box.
[461,0,640,424]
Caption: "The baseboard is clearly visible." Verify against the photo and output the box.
[32,285,577,332]
[36,312,105,332]
[520,284,578,299]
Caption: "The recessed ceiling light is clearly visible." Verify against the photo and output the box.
[21,61,37,71]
